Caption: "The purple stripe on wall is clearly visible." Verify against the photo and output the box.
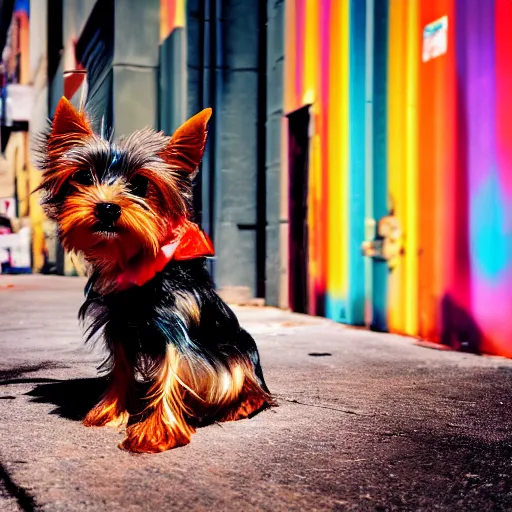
[465,0,496,192]
[453,0,472,310]
[463,1,511,317]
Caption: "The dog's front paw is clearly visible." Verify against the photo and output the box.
[83,401,128,428]
[119,418,193,453]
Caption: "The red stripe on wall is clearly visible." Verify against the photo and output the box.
[496,0,512,195]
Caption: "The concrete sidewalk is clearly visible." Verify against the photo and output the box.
[1,275,512,511]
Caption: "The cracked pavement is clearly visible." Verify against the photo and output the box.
[1,275,512,511]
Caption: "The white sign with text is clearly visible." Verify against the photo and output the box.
[423,16,448,62]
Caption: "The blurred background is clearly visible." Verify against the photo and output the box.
[0,0,510,358]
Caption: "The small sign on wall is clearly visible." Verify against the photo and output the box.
[423,16,448,62]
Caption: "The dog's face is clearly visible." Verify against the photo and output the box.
[36,98,211,267]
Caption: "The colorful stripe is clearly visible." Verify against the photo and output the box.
[295,0,306,106]
[348,0,367,326]
[325,0,349,322]
[160,0,185,42]
[387,0,406,332]
[278,0,512,358]
[387,0,419,335]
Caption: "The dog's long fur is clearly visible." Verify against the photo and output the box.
[36,97,273,453]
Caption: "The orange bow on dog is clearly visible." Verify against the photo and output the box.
[116,222,214,289]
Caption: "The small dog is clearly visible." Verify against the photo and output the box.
[35,97,273,453]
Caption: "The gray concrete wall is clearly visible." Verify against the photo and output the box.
[265,0,285,307]
[185,0,211,236]
[213,0,262,299]
[185,0,202,119]
[60,0,159,136]
[62,0,97,40]
[48,60,63,115]
[159,27,187,135]
[54,0,97,114]
[182,0,264,301]
[112,0,159,135]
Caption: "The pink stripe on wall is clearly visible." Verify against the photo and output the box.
[318,0,330,311]
[295,0,306,103]
[319,0,330,111]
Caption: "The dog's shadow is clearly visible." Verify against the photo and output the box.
[21,378,234,427]
[25,378,158,422]
[0,365,109,422]
[26,378,109,421]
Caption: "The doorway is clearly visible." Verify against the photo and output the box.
[287,105,310,314]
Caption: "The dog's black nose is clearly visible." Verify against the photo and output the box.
[96,203,121,223]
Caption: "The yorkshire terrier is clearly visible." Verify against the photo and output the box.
[35,97,273,453]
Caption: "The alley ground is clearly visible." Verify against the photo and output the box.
[1,276,512,511]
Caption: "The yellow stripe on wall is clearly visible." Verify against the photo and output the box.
[387,0,407,332]
[174,0,185,28]
[327,0,350,301]
[404,0,419,335]
[387,0,420,335]
[303,0,319,106]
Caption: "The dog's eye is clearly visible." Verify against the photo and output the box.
[72,169,94,186]
[129,175,149,197]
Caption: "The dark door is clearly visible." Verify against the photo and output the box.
[287,106,310,313]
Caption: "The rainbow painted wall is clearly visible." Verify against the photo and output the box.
[284,0,512,358]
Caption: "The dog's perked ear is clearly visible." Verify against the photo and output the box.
[34,97,95,200]
[160,108,212,174]
[49,96,94,154]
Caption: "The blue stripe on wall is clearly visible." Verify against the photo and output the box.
[348,0,367,325]
[371,0,389,332]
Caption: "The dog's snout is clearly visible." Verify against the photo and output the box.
[96,202,121,223]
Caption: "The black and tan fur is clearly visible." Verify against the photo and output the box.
[35,97,273,453]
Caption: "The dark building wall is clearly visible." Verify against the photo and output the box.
[185,0,203,120]
[184,0,205,225]
[181,0,266,300]
[159,26,187,136]
[112,0,159,135]
[48,0,277,299]
[214,0,263,299]
[56,0,159,135]
[265,0,285,307]
[74,0,114,132]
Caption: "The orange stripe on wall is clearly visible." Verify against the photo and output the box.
[160,0,185,42]
[418,0,457,341]
[304,0,323,314]
[284,0,298,112]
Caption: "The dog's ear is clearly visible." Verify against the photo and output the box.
[48,96,93,154]
[34,97,94,198]
[161,108,212,174]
